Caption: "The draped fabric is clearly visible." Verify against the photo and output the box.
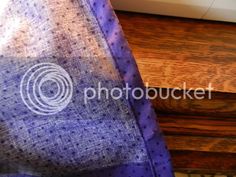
[0,0,173,176]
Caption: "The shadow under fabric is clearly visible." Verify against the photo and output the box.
[0,0,174,177]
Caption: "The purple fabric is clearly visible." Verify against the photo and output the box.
[0,0,173,176]
[87,1,174,177]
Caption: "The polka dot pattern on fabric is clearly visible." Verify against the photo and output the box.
[0,0,174,177]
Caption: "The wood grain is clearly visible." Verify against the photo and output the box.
[116,11,236,93]
[150,89,236,118]
[116,11,236,174]
[158,114,236,138]
[165,135,236,153]
[171,150,236,175]
[159,114,236,173]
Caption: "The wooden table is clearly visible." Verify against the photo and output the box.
[117,11,236,175]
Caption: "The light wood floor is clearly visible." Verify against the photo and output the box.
[117,11,236,93]
[116,11,236,175]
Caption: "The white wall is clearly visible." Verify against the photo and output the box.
[204,0,236,22]
[111,0,236,23]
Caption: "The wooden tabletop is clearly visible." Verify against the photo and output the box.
[116,11,236,93]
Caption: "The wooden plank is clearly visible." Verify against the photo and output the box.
[116,11,236,93]
[150,89,236,118]
[165,135,236,153]
[158,114,236,138]
[171,150,236,174]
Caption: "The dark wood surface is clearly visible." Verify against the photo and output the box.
[116,11,236,93]
[171,150,236,175]
[116,11,236,174]
[159,114,236,138]
[166,135,236,153]
[151,89,236,118]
